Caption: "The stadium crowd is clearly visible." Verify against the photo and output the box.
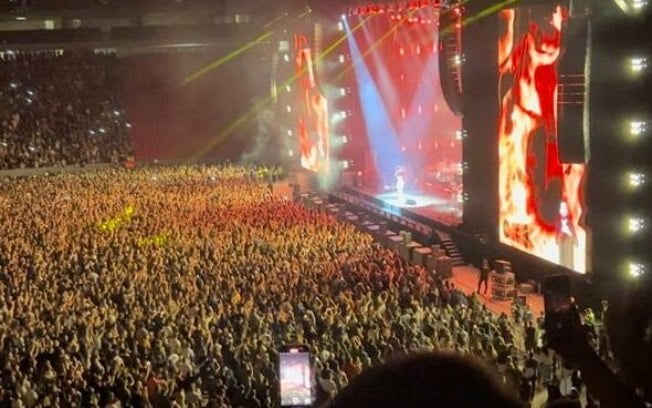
[0,164,622,408]
[0,51,132,169]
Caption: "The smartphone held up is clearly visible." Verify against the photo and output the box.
[278,344,315,407]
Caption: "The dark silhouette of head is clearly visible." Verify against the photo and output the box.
[323,352,523,408]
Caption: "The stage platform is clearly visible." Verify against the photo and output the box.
[451,265,544,318]
[286,173,544,320]
[349,184,463,227]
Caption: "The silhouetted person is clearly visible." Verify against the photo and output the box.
[323,352,523,408]
[478,257,491,295]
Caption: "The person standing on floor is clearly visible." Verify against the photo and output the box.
[478,257,491,295]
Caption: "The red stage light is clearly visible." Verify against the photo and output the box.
[416,44,422,55]
[400,47,405,56]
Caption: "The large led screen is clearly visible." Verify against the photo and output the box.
[498,6,589,273]
[294,34,330,174]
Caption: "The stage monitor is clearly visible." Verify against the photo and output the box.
[497,5,591,274]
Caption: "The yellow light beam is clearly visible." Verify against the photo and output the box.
[182,11,311,86]
[195,3,516,159]
[461,0,521,26]
[190,17,371,161]
[182,31,274,86]
[264,13,289,29]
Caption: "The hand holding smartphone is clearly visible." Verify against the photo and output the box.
[278,344,315,407]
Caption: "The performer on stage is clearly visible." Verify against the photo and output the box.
[556,200,577,270]
[395,165,406,201]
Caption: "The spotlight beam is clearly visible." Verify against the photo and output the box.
[345,18,404,180]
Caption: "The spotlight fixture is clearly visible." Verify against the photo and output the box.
[339,88,347,96]
[628,217,645,233]
[630,120,647,136]
[629,172,646,188]
[629,262,645,278]
[630,57,648,73]
[632,0,648,11]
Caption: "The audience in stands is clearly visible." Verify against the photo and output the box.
[0,51,132,169]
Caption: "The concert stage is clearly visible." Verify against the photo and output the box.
[338,184,463,229]
[324,183,544,318]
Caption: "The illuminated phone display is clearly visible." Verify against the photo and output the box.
[279,347,314,407]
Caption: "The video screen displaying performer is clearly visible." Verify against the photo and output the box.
[294,34,330,175]
[497,5,590,273]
